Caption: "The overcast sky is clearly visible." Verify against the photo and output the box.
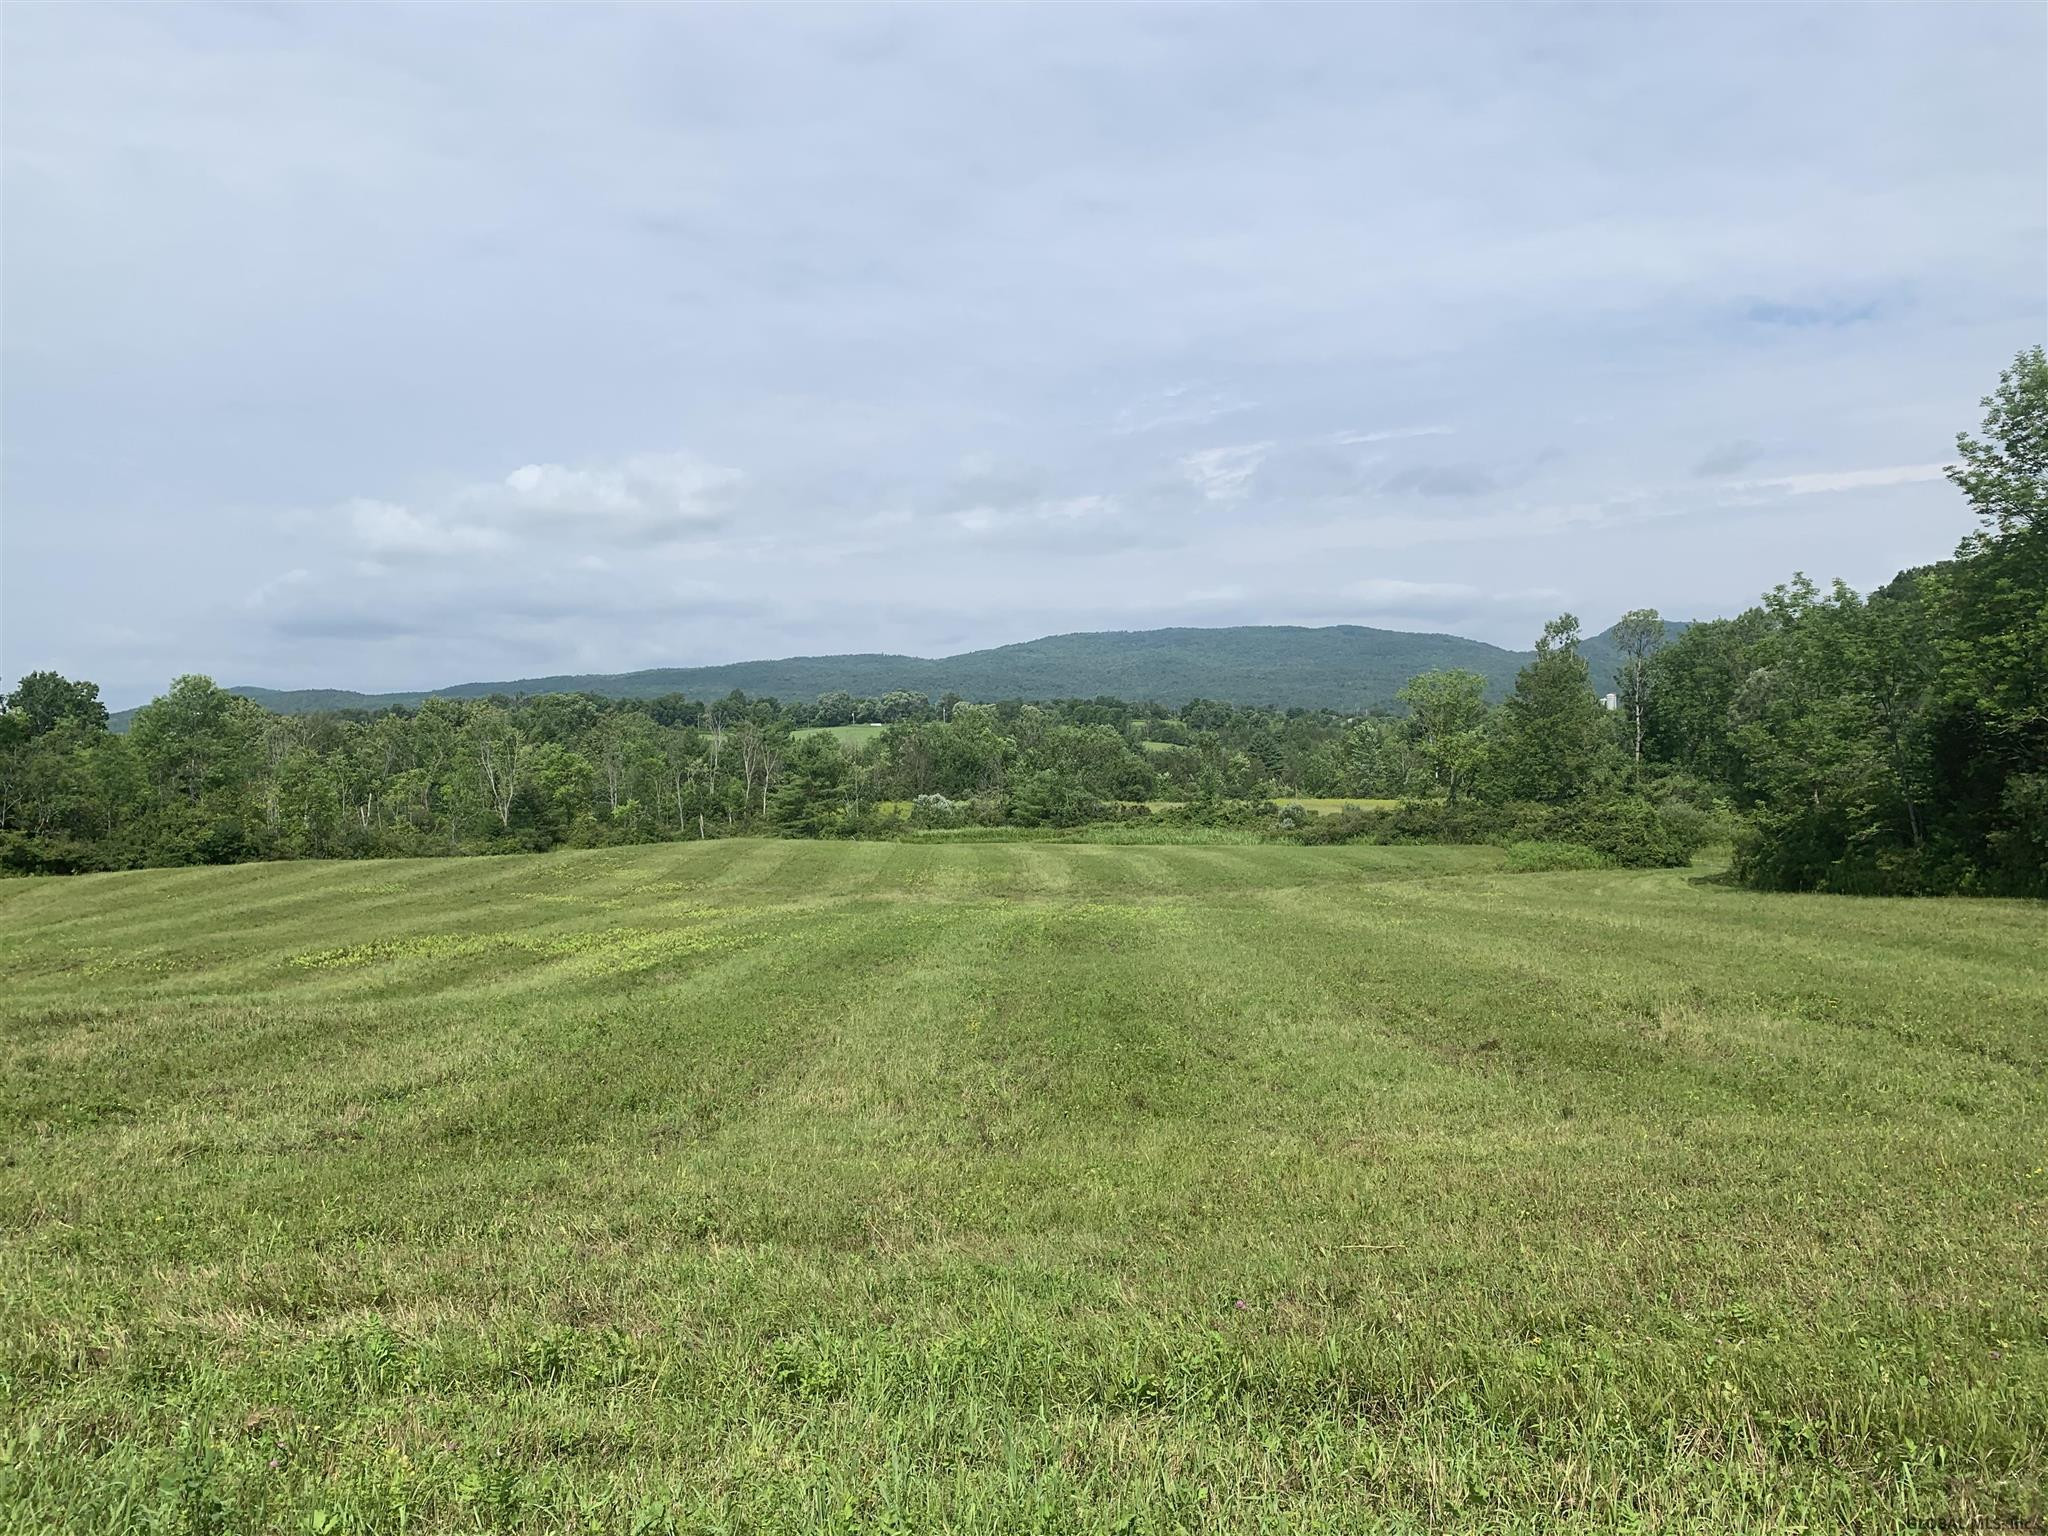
[3,4,2043,707]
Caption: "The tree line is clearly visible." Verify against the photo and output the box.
[4,349,2041,894]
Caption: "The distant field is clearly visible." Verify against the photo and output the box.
[1278,796,1402,813]
[3,843,2043,1533]
[870,798,1398,820]
[1138,798,1402,814]
[790,722,890,749]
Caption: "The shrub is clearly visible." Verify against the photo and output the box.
[1154,798,1275,830]
[1004,772,1102,828]
[1549,796,1704,868]
[1988,773,2048,897]
[0,831,108,875]
[909,793,965,830]
[1503,840,1611,872]
[1290,807,1386,845]
[1380,799,1501,845]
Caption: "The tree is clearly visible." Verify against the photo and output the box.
[467,703,525,830]
[1925,344,2048,891]
[1608,609,1666,764]
[1724,576,1940,890]
[125,676,265,862]
[770,736,846,835]
[1936,345,2048,746]
[1396,669,1489,805]
[3,672,110,737]
[1340,717,1413,798]
[1489,616,1614,803]
[1949,344,2046,541]
[735,722,770,817]
[128,675,261,810]
[525,741,597,841]
[1641,611,1771,790]
[1008,767,1093,827]
[877,690,931,723]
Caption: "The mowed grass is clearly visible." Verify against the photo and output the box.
[1136,800,1401,815]
[790,723,890,750]
[1,843,2044,1535]
[1277,798,1403,814]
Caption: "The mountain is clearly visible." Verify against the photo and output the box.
[108,621,1682,726]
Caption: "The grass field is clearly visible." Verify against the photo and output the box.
[1138,800,1402,815]
[1276,798,1403,814]
[2,842,2044,1533]
[790,724,890,750]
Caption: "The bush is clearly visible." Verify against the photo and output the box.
[1538,796,1707,868]
[1380,799,1503,845]
[1289,806,1400,845]
[1503,840,1611,872]
[1731,813,1975,896]
[0,831,109,876]
[1988,773,2048,897]
[909,793,965,830]
[1154,797,1275,830]
[1006,772,1100,828]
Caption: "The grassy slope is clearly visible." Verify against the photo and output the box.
[1,843,2042,1534]
[111,621,1680,723]
[790,723,891,749]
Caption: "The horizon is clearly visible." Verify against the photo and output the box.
[106,612,1675,714]
[5,5,2044,707]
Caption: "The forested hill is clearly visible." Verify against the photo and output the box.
[119,621,1672,724]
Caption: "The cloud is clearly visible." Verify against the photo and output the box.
[1381,464,1499,499]
[1179,443,1272,502]
[345,500,502,556]
[950,493,1119,537]
[332,452,741,559]
[1741,297,1883,328]
[484,453,740,540]
[1112,385,1257,436]
[1735,464,1947,495]
[270,610,427,643]
[1692,441,1764,478]
[5,3,2038,701]
[1249,441,1384,500]
[1348,578,1481,603]
[1329,426,1454,446]
[244,567,312,610]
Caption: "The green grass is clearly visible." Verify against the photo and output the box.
[1277,797,1403,814]
[1502,840,1613,872]
[1142,799,1402,815]
[790,723,890,749]
[2,842,2043,1534]
[897,824,1295,847]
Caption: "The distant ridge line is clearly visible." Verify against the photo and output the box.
[109,620,1684,726]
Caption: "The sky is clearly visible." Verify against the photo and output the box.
[3,4,2044,708]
